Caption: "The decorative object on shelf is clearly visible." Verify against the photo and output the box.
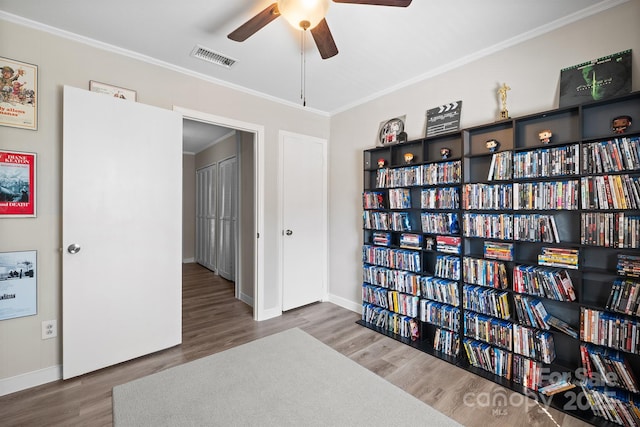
[538,129,553,144]
[559,49,631,107]
[0,150,36,217]
[0,56,38,130]
[409,318,419,341]
[0,250,37,321]
[377,158,386,168]
[485,139,500,152]
[497,82,510,120]
[425,100,462,137]
[440,147,451,159]
[449,214,460,234]
[403,152,414,164]
[89,80,137,101]
[377,115,405,147]
[612,115,632,134]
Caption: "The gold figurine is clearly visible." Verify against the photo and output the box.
[498,83,511,120]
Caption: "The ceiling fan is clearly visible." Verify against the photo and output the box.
[228,0,413,59]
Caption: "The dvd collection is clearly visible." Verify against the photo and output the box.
[580,343,639,393]
[513,214,559,243]
[581,307,640,354]
[487,151,513,181]
[606,278,640,316]
[512,180,579,210]
[513,143,580,179]
[583,136,640,174]
[462,256,509,289]
[375,161,461,188]
[513,265,577,301]
[421,187,460,210]
[618,254,640,277]
[537,246,579,269]
[462,183,513,210]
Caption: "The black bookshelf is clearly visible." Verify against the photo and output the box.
[359,91,640,427]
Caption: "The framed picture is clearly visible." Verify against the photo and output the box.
[559,49,632,107]
[89,80,137,101]
[0,250,37,321]
[0,150,36,217]
[0,56,38,130]
[377,115,406,147]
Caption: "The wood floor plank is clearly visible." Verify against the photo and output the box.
[0,263,592,426]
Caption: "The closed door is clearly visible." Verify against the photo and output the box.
[281,132,327,311]
[62,86,182,379]
[196,164,217,272]
[217,157,237,281]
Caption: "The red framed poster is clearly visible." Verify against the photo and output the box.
[0,150,36,217]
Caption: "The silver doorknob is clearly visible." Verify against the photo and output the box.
[285,230,293,236]
[67,243,81,254]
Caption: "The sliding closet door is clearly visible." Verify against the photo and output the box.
[196,164,217,272]
[217,157,237,281]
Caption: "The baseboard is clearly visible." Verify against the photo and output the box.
[182,257,195,263]
[328,293,361,314]
[0,365,61,396]
[239,292,254,307]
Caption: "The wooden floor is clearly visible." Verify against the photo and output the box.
[1,263,593,427]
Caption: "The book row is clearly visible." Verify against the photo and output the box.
[581,174,640,210]
[606,278,640,317]
[420,300,460,331]
[434,328,460,357]
[463,338,512,380]
[581,308,640,354]
[487,151,513,181]
[434,254,460,281]
[362,284,420,317]
[579,383,640,427]
[513,265,576,302]
[462,257,509,289]
[375,161,462,188]
[463,284,511,320]
[462,183,513,210]
[581,212,640,249]
[362,303,418,340]
[580,343,639,393]
[583,136,640,174]
[513,143,580,179]
[421,187,460,210]
[363,211,411,231]
[513,324,555,363]
[512,180,579,210]
[362,245,421,273]
[618,254,640,278]
[362,264,420,296]
[464,311,513,350]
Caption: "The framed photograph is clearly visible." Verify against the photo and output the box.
[559,49,632,107]
[89,80,137,101]
[0,56,38,130]
[0,150,36,217]
[0,250,37,321]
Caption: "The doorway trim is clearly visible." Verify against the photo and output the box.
[174,106,266,321]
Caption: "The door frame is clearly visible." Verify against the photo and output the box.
[277,130,329,313]
[174,106,266,321]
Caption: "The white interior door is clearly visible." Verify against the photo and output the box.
[196,164,217,272]
[217,156,237,281]
[62,86,182,379]
[280,132,327,311]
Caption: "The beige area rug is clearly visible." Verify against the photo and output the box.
[112,327,463,426]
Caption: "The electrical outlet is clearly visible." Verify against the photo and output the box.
[41,320,57,339]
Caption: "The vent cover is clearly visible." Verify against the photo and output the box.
[190,45,237,68]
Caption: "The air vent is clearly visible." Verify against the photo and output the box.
[190,45,237,68]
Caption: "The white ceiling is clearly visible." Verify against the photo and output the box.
[0,0,622,152]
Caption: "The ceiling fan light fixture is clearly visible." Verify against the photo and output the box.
[277,0,330,30]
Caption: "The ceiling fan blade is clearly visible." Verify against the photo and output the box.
[332,0,412,6]
[228,3,280,42]
[310,19,339,59]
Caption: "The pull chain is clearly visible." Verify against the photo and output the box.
[300,29,307,107]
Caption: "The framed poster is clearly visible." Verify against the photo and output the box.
[0,250,37,321]
[0,56,38,130]
[559,49,632,107]
[0,150,36,217]
[89,80,137,101]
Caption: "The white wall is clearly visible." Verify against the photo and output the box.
[327,0,640,311]
[0,18,329,394]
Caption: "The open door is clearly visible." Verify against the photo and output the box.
[62,86,182,379]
